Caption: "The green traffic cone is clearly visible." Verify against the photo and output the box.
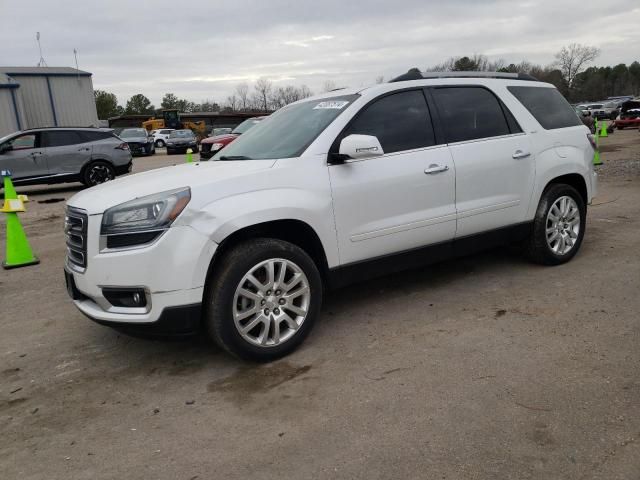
[2,172,39,269]
[593,149,603,166]
[186,148,193,163]
[599,121,608,138]
[3,173,18,199]
[2,212,39,269]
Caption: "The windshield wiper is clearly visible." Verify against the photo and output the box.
[218,155,252,161]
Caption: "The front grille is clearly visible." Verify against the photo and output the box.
[65,207,88,269]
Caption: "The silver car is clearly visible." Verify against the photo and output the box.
[119,128,156,156]
[0,127,132,187]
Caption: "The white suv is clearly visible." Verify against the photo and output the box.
[149,129,175,148]
[64,72,597,361]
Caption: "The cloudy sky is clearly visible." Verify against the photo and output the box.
[2,0,639,106]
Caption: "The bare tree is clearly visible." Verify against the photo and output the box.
[554,43,600,86]
[322,80,337,92]
[235,82,250,111]
[298,85,313,99]
[254,77,273,112]
[224,94,239,112]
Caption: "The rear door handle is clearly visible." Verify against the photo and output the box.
[424,164,449,174]
[512,150,531,159]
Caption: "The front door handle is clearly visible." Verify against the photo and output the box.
[512,150,531,159]
[29,151,43,157]
[424,164,449,174]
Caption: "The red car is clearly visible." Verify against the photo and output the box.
[200,117,265,159]
[614,100,640,129]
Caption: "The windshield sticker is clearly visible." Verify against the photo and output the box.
[313,100,349,110]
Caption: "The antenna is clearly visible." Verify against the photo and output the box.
[36,32,48,67]
[73,48,80,79]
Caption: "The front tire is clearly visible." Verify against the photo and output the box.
[204,238,323,361]
[524,184,586,265]
[82,161,115,187]
[155,139,165,148]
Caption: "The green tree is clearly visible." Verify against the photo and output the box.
[125,94,155,115]
[160,93,180,110]
[94,89,122,119]
[453,56,478,71]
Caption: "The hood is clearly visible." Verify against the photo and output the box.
[202,133,238,145]
[67,159,276,214]
[123,136,149,143]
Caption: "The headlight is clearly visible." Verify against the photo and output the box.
[100,188,190,249]
[211,143,224,151]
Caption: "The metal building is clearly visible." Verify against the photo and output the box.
[0,67,99,137]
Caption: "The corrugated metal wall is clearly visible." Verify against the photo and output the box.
[0,89,21,137]
[12,75,56,128]
[49,76,99,126]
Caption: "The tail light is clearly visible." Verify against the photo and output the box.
[586,133,597,150]
[115,142,129,150]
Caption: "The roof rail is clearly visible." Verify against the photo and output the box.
[390,70,538,82]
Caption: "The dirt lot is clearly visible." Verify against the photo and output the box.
[1,132,640,480]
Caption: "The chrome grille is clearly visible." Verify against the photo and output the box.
[65,207,88,269]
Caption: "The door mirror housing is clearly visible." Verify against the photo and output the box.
[0,143,12,154]
[339,134,384,160]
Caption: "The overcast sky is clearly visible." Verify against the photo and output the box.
[1,0,639,106]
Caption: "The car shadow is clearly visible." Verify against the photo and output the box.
[90,246,527,367]
[13,183,85,197]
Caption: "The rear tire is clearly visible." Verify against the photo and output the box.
[204,238,323,362]
[155,140,165,148]
[82,161,115,187]
[524,184,586,265]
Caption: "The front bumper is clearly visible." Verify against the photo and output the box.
[614,118,640,127]
[167,143,197,152]
[65,216,217,332]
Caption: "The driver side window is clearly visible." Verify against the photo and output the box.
[10,134,37,150]
[343,90,436,154]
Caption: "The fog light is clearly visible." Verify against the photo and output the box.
[103,288,147,308]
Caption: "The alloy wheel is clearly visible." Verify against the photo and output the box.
[546,195,580,255]
[232,258,311,347]
[88,165,114,185]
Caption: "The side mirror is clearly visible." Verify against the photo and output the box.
[338,134,384,160]
[0,143,12,154]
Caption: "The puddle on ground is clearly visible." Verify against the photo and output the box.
[37,197,65,204]
[207,362,312,396]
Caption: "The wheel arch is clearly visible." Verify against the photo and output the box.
[204,219,331,291]
[544,173,588,206]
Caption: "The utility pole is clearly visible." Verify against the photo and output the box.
[36,32,47,67]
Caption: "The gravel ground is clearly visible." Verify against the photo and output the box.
[1,135,640,480]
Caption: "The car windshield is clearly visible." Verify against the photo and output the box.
[120,128,147,138]
[169,130,193,138]
[231,118,262,135]
[214,95,359,160]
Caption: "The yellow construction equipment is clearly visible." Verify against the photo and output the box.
[141,109,206,139]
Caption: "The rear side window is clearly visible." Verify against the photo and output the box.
[44,131,83,147]
[508,86,582,130]
[344,90,435,154]
[431,87,511,143]
[78,131,113,142]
